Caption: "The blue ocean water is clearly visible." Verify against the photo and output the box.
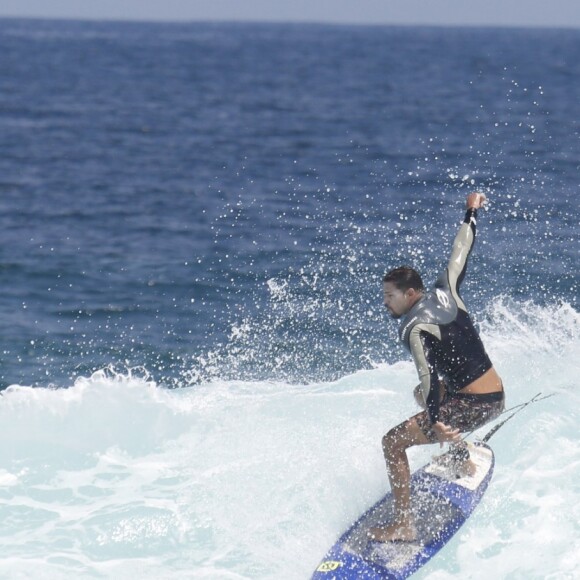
[0,18,578,579]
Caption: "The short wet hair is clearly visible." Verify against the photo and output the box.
[383,266,425,292]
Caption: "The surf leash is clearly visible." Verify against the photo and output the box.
[482,392,557,443]
[461,391,557,443]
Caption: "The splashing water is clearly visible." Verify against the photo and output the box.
[0,299,578,579]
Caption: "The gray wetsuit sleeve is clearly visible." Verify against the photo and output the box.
[409,324,441,423]
[438,208,478,312]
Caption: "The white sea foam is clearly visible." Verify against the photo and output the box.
[0,300,577,579]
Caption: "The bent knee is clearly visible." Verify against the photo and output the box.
[382,419,428,453]
[382,426,405,453]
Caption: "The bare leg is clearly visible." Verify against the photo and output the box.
[368,418,430,542]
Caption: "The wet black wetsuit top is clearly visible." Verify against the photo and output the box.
[398,208,492,424]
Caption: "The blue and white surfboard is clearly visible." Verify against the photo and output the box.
[312,442,494,580]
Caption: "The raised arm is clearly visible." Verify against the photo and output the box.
[444,192,487,310]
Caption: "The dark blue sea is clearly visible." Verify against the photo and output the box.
[0,18,578,579]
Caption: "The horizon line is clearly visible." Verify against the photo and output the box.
[0,14,579,32]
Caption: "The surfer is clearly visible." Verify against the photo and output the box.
[369,192,505,543]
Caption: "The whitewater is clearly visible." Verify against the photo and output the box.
[1,299,577,580]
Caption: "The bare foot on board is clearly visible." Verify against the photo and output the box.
[433,451,477,478]
[368,521,418,543]
[456,458,477,478]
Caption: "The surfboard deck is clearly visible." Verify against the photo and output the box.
[312,442,494,579]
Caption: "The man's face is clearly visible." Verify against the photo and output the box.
[383,281,413,319]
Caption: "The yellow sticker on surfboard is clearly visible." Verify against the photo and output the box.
[316,560,343,572]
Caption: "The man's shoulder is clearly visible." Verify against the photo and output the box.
[399,289,457,345]
[403,286,458,329]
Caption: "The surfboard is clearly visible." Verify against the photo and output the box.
[312,442,494,579]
